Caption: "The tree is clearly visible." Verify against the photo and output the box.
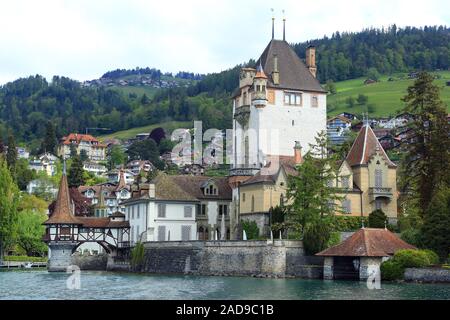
[345,96,355,108]
[15,158,36,190]
[0,138,4,155]
[366,67,380,81]
[16,209,48,256]
[108,145,126,170]
[42,121,57,154]
[324,80,337,94]
[303,221,332,255]
[286,131,343,235]
[68,156,85,187]
[421,185,450,261]
[6,134,17,174]
[127,139,165,170]
[356,94,368,105]
[79,149,89,163]
[0,160,20,262]
[368,209,388,228]
[399,71,450,214]
[158,138,175,155]
[69,144,78,158]
[149,127,166,145]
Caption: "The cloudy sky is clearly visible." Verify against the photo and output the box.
[0,0,448,84]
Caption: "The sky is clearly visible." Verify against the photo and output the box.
[0,0,448,85]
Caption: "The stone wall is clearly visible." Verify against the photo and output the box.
[404,268,450,283]
[137,240,322,278]
[71,253,108,270]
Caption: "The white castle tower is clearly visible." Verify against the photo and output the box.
[231,24,327,175]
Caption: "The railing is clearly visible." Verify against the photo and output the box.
[369,187,393,199]
[229,164,261,176]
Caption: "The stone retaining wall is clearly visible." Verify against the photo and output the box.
[135,240,322,279]
[404,268,450,283]
[71,253,108,270]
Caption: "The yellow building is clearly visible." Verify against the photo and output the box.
[238,124,398,235]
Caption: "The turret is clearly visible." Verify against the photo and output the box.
[252,64,268,108]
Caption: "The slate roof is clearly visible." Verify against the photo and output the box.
[171,175,232,200]
[345,124,396,168]
[242,155,298,186]
[77,217,129,228]
[255,40,326,93]
[316,228,416,257]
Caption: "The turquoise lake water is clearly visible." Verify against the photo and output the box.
[0,270,449,300]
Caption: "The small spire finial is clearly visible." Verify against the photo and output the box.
[282,9,286,41]
[271,8,275,39]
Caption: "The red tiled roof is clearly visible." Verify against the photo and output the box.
[61,133,104,146]
[77,217,129,228]
[316,228,416,257]
[345,125,396,167]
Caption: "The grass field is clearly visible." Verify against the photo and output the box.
[327,71,450,117]
[98,121,192,141]
[110,85,159,98]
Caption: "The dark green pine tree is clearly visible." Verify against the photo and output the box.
[400,71,450,214]
[6,134,17,175]
[421,185,450,261]
[42,121,57,154]
[68,156,85,187]
[0,138,4,155]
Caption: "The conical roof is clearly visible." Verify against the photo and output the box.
[115,169,126,191]
[44,173,81,225]
[346,124,396,167]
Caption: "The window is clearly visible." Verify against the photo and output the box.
[284,92,302,106]
[157,226,166,241]
[157,204,166,218]
[132,206,135,219]
[375,169,382,188]
[341,177,350,188]
[200,204,207,216]
[181,225,191,241]
[184,206,193,218]
[342,199,351,214]
[242,193,246,202]
[219,204,228,216]
[251,195,255,212]
[375,199,383,210]
[137,206,140,219]
[311,95,319,107]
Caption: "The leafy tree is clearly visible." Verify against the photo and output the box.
[42,121,57,154]
[15,158,36,190]
[16,209,48,256]
[158,138,175,155]
[356,94,368,105]
[345,96,355,108]
[69,144,78,158]
[108,145,126,170]
[242,220,260,239]
[399,71,450,214]
[0,138,4,155]
[368,209,388,228]
[0,160,20,262]
[79,149,89,163]
[147,169,159,182]
[6,134,17,174]
[68,156,85,187]
[366,67,380,81]
[324,80,337,94]
[149,127,166,145]
[127,139,165,170]
[303,221,332,255]
[421,185,450,261]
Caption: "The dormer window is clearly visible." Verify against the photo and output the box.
[204,183,218,196]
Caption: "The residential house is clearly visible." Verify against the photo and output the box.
[58,133,107,162]
[29,153,58,176]
[327,115,352,145]
[122,173,198,245]
[107,169,135,184]
[126,160,155,176]
[83,161,108,176]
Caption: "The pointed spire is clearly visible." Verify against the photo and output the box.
[271,8,275,39]
[116,168,126,191]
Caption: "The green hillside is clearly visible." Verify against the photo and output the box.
[327,71,450,117]
[98,120,192,141]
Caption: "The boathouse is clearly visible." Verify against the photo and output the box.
[316,228,416,281]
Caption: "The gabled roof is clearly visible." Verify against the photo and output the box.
[345,124,396,167]
[242,155,297,186]
[255,40,326,93]
[44,174,81,225]
[316,228,416,257]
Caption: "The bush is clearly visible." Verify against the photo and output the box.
[422,249,440,265]
[242,220,260,240]
[327,232,341,248]
[381,260,405,281]
[131,242,145,270]
[303,222,331,255]
[330,216,368,232]
[393,249,430,268]
[368,209,387,228]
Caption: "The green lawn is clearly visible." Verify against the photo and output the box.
[98,121,192,141]
[327,71,450,117]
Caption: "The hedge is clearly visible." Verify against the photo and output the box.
[2,256,47,263]
[329,216,368,232]
[380,260,404,281]
[380,249,440,280]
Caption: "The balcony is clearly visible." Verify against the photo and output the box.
[234,105,250,126]
[369,187,393,201]
[252,92,267,108]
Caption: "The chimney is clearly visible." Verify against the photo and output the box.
[306,45,317,78]
[294,141,302,164]
[149,183,155,199]
[272,54,280,85]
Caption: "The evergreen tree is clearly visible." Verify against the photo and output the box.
[6,134,17,175]
[68,156,85,187]
[0,138,4,155]
[79,149,89,163]
[0,160,20,262]
[42,121,57,154]
[368,209,388,228]
[69,144,78,158]
[399,71,450,214]
[421,185,450,261]
[108,145,126,170]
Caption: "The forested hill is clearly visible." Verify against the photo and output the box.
[0,25,448,150]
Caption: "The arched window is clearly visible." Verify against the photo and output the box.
[251,195,255,212]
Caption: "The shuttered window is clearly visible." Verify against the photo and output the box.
[181,225,191,241]
[184,206,193,218]
[158,204,166,218]
[157,226,166,241]
[375,169,383,187]
[342,199,351,214]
